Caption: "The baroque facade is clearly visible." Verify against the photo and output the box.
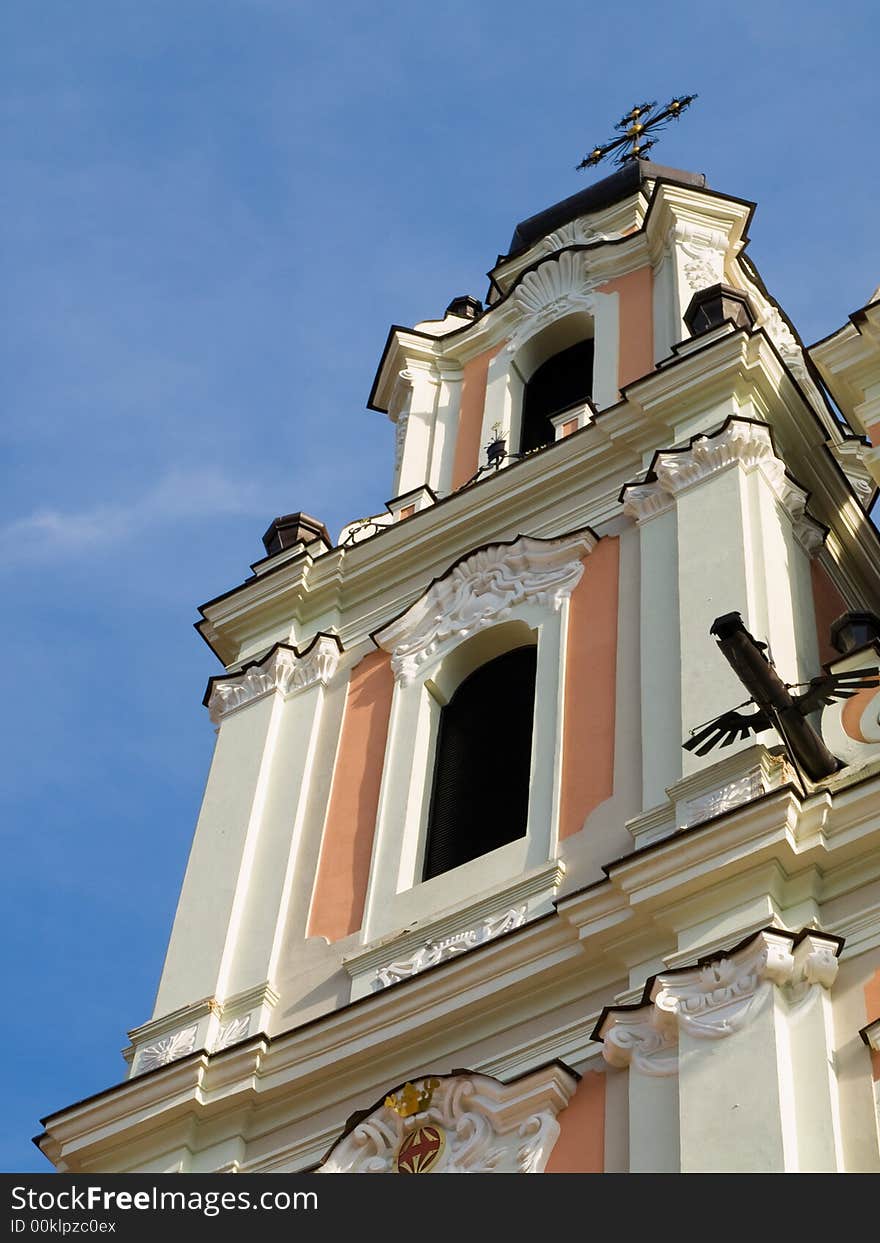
[38,159,880,1173]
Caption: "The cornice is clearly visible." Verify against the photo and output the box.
[487,190,646,296]
[123,981,281,1077]
[196,416,646,664]
[197,323,880,668]
[559,774,880,956]
[810,304,880,420]
[646,176,754,231]
[632,330,880,601]
[37,763,880,1170]
[37,915,586,1168]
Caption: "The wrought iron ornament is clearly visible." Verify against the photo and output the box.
[577,95,697,170]
[683,612,879,783]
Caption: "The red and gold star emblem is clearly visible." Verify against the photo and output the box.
[396,1124,445,1174]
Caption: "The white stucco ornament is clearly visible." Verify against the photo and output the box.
[601,1007,677,1076]
[620,418,826,553]
[374,531,596,686]
[507,250,599,352]
[598,928,841,1072]
[674,221,729,293]
[137,1024,199,1073]
[373,907,527,989]
[206,634,341,724]
[541,219,620,253]
[318,1066,577,1174]
[759,304,807,377]
[680,770,766,828]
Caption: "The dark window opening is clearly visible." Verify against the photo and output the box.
[422,646,537,881]
[520,338,594,453]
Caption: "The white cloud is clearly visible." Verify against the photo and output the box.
[0,466,271,565]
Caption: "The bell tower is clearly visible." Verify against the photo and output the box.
[38,148,880,1175]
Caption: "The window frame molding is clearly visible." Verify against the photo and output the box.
[363,529,596,943]
[480,288,620,460]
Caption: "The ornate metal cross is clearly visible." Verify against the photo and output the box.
[577,95,697,170]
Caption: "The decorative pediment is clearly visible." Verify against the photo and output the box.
[507,250,599,353]
[373,530,596,686]
[205,633,342,724]
[317,1065,577,1173]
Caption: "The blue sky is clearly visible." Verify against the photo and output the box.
[2,1,878,1171]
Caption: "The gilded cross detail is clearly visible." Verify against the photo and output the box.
[577,95,697,170]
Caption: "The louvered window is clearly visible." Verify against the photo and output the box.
[422,646,537,881]
[520,339,594,453]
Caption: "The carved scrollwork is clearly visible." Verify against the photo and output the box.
[206,635,341,724]
[136,1024,199,1074]
[506,251,599,353]
[600,1008,678,1076]
[759,305,807,377]
[674,222,729,293]
[374,531,595,686]
[373,906,527,989]
[619,419,824,553]
[597,928,841,1065]
[541,220,620,253]
[318,1068,577,1173]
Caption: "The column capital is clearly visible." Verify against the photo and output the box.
[620,417,826,553]
[205,633,342,725]
[596,927,842,1065]
[599,1004,678,1076]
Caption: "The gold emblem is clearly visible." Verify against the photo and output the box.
[396,1125,445,1174]
[384,1078,439,1118]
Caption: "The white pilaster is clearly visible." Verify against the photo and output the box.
[152,639,341,1022]
[599,929,843,1173]
[427,363,463,495]
[620,493,681,809]
[590,287,619,409]
[622,419,825,780]
[481,348,522,460]
[397,363,440,496]
[600,1006,679,1172]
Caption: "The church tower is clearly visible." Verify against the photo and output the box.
[38,143,880,1173]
